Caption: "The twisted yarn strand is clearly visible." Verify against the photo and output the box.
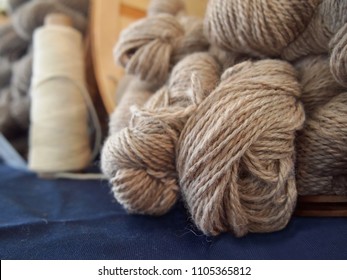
[177,60,305,237]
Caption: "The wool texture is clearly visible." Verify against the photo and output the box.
[296,93,347,195]
[329,23,347,87]
[295,55,346,116]
[204,0,320,57]
[114,10,209,87]
[109,76,154,135]
[101,53,221,216]
[177,60,305,237]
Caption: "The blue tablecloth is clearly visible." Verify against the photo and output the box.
[0,163,346,260]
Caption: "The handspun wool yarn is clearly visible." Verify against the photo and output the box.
[329,23,347,87]
[204,0,320,57]
[177,60,305,237]
[204,0,347,87]
[295,55,346,116]
[114,3,209,87]
[101,53,221,215]
[296,93,347,195]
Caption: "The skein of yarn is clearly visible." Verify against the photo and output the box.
[204,0,320,57]
[101,52,221,216]
[29,14,92,173]
[329,23,347,87]
[282,0,347,61]
[177,60,305,237]
[114,9,209,86]
[295,55,346,116]
[12,0,87,41]
[296,93,347,195]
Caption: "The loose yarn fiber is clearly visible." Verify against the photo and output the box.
[29,23,91,173]
[296,93,347,195]
[177,60,305,237]
[101,53,221,215]
[114,1,209,87]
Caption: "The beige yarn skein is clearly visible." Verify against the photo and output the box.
[101,53,221,216]
[114,7,209,87]
[204,0,320,57]
[295,55,346,116]
[177,60,305,237]
[296,93,347,195]
[205,0,347,87]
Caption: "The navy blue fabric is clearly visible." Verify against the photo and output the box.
[0,162,346,260]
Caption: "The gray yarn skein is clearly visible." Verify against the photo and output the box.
[12,0,87,41]
[0,23,28,60]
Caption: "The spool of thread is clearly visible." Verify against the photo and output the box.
[29,13,92,173]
